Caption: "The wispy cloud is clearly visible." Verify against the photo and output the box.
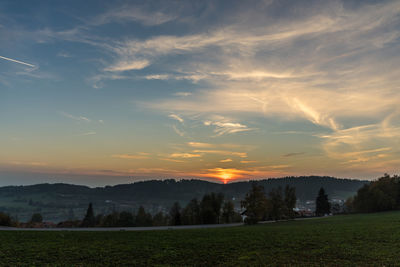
[187,142,254,151]
[192,150,247,158]
[204,119,254,136]
[174,92,192,97]
[169,153,201,158]
[75,131,96,136]
[57,51,72,58]
[187,142,214,148]
[8,161,48,167]
[268,165,291,169]
[169,114,184,123]
[104,59,150,72]
[172,125,185,137]
[145,74,170,80]
[240,160,258,164]
[111,154,149,160]
[92,5,177,26]
[100,1,400,82]
[160,158,185,163]
[282,152,305,158]
[61,112,91,123]
[316,112,400,167]
[133,1,400,141]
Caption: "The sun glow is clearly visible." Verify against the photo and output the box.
[206,168,245,184]
[219,172,233,184]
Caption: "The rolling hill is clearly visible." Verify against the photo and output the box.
[0,176,368,222]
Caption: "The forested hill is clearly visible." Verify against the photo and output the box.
[0,176,368,222]
[1,176,367,202]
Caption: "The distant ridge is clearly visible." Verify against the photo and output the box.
[0,176,368,222]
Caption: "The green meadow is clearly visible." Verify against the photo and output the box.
[1,212,400,266]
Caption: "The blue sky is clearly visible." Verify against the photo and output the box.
[1,0,400,186]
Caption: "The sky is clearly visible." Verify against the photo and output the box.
[0,0,400,186]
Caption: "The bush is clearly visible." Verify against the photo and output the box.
[0,212,12,226]
[30,213,43,223]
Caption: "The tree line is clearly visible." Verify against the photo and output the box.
[241,183,297,224]
[70,192,243,228]
[241,183,333,224]
[346,174,400,213]
[0,212,43,227]
[0,183,336,227]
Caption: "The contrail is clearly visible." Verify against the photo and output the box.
[0,55,35,67]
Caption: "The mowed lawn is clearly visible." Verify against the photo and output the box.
[1,212,400,266]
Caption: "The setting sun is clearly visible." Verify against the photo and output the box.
[220,172,232,184]
[205,168,245,184]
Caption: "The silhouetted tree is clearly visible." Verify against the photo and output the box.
[269,187,284,220]
[30,213,43,223]
[169,202,182,225]
[0,212,12,226]
[67,208,75,221]
[241,183,268,224]
[352,174,399,213]
[95,214,104,226]
[212,193,225,224]
[331,203,342,214]
[315,188,331,216]
[232,212,244,223]
[284,185,297,219]
[344,196,354,213]
[200,194,215,224]
[200,193,224,224]
[118,211,134,227]
[102,212,119,227]
[222,200,235,223]
[81,203,96,227]
[182,198,201,225]
[152,212,169,226]
[135,206,152,226]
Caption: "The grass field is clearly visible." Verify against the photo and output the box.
[1,212,400,266]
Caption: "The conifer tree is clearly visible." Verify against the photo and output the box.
[81,203,96,227]
[169,202,182,225]
[315,188,331,216]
